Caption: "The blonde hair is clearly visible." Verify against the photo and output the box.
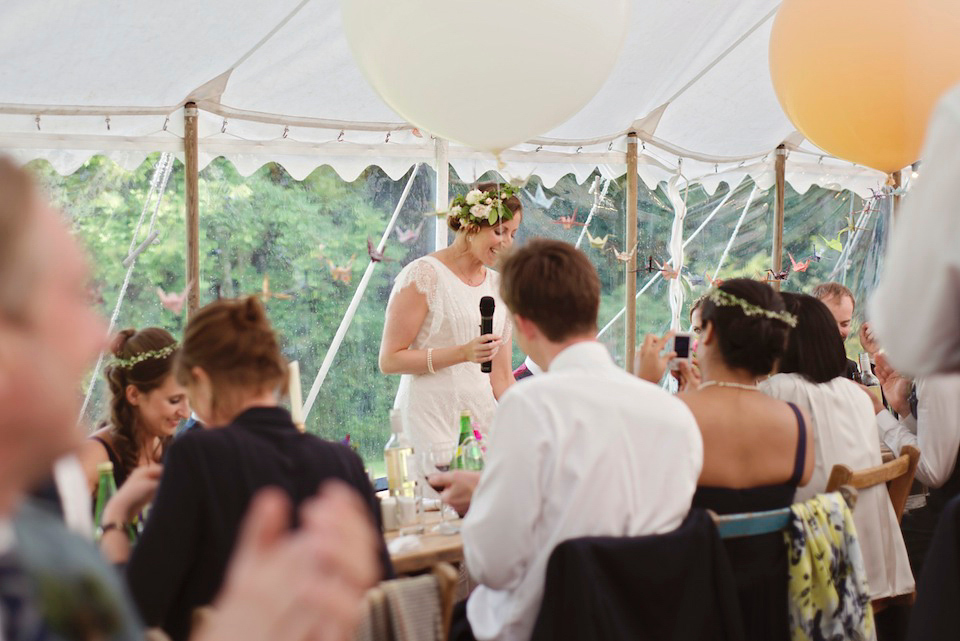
[812,282,855,311]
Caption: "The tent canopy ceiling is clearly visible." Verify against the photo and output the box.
[0,0,887,193]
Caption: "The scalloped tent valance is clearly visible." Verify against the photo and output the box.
[0,0,888,195]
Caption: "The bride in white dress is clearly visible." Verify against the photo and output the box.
[379,182,521,452]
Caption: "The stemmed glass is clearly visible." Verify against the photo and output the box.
[424,441,460,535]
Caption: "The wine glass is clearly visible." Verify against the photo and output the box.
[425,441,460,535]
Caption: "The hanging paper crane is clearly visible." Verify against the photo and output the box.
[788,252,812,273]
[367,238,395,263]
[258,275,293,301]
[552,207,584,230]
[585,231,610,251]
[523,183,557,210]
[608,242,639,263]
[762,268,789,283]
[705,272,724,288]
[657,260,680,280]
[328,255,356,285]
[394,221,424,245]
[818,234,844,253]
[838,211,870,239]
[804,245,823,263]
[683,271,706,287]
[156,279,195,315]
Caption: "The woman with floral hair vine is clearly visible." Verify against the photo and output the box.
[78,327,190,493]
[380,181,521,452]
[678,278,814,641]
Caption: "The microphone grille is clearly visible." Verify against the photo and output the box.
[479,296,496,315]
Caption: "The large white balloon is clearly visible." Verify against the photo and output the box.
[341,0,630,153]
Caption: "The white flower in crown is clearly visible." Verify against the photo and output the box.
[471,204,491,218]
[465,190,484,206]
[450,205,462,216]
[485,197,493,204]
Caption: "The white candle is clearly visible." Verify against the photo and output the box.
[288,360,304,426]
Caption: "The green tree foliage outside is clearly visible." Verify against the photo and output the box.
[30,155,884,465]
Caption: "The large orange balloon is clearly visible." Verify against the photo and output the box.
[770,0,960,173]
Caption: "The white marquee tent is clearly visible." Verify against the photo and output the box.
[0,0,887,194]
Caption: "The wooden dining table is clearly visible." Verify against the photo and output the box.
[385,510,465,575]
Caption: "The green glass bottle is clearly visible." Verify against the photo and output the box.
[452,410,473,470]
[93,462,118,540]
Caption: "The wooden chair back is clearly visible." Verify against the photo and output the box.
[353,562,460,641]
[826,445,920,523]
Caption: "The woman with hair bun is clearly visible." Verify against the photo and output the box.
[79,327,189,492]
[101,296,391,641]
[380,181,521,452]
[678,279,814,641]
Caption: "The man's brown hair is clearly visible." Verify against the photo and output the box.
[811,282,856,311]
[499,239,600,342]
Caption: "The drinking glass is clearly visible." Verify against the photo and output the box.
[425,441,460,535]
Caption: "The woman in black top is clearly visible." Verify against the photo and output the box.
[678,279,814,641]
[101,297,391,641]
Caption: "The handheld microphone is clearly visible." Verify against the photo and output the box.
[479,296,495,373]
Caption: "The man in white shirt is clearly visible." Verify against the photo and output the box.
[870,83,960,376]
[874,353,960,574]
[452,239,704,641]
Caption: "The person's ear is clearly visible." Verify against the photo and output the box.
[701,320,716,346]
[125,384,140,406]
[513,314,538,341]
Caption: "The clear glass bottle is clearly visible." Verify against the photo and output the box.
[384,409,415,499]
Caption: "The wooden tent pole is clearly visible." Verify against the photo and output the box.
[184,102,201,316]
[625,133,638,373]
[772,144,786,291]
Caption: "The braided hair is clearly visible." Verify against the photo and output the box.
[102,327,178,472]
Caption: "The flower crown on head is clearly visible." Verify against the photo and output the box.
[442,184,519,231]
[705,288,798,328]
[111,343,178,370]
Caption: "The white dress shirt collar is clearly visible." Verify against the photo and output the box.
[547,340,615,374]
[521,356,542,376]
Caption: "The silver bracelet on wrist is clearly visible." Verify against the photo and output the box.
[427,348,435,374]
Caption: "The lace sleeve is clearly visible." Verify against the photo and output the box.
[390,258,439,308]
[389,258,444,342]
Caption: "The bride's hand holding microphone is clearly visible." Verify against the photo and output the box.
[461,334,502,365]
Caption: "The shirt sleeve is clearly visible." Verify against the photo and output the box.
[126,437,203,628]
[461,391,548,590]
[878,376,960,488]
[869,85,960,376]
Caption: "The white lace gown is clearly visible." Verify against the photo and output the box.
[388,256,511,453]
